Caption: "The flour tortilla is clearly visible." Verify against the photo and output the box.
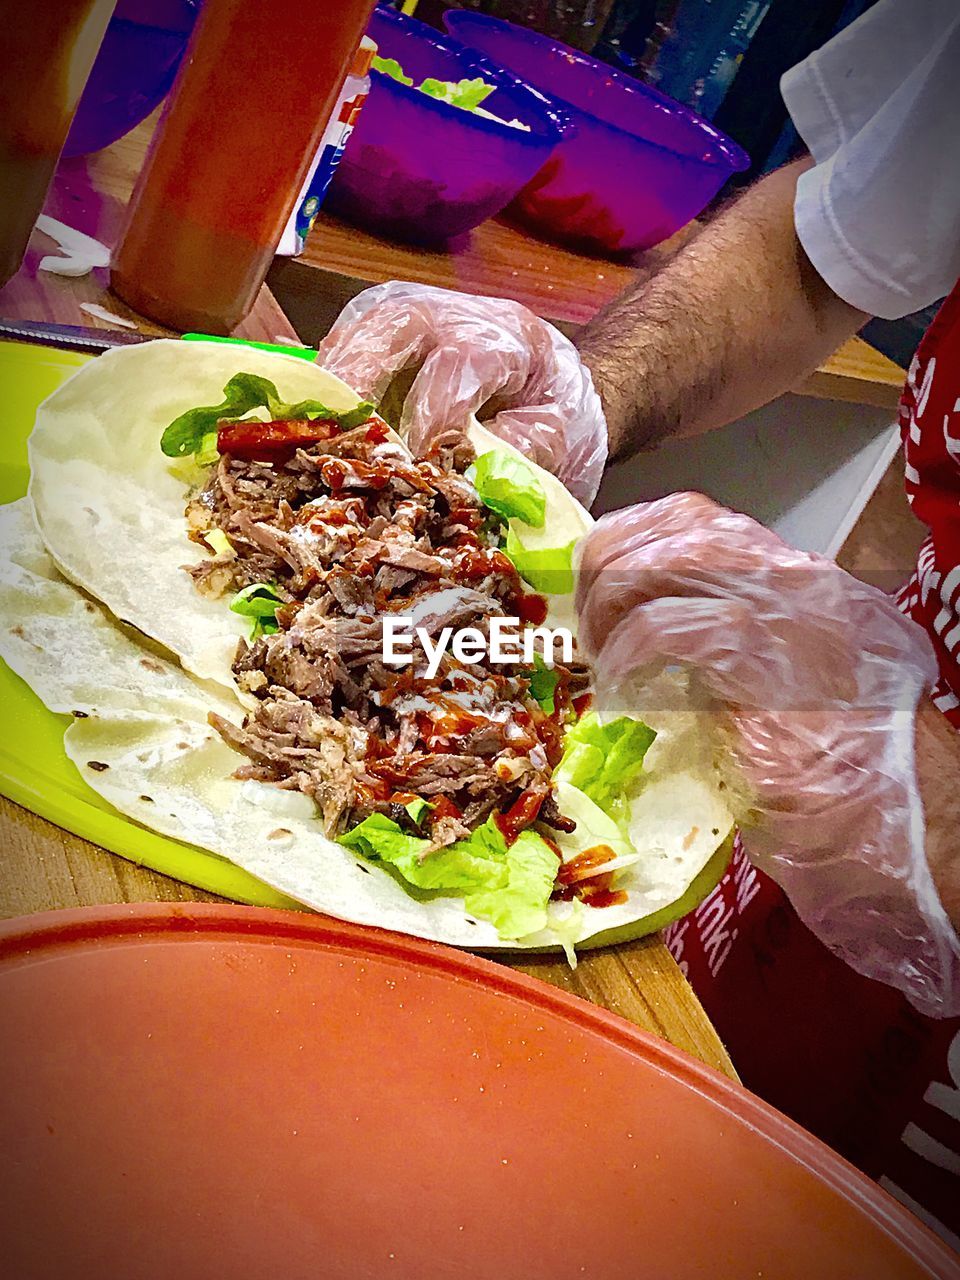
[29,340,589,692]
[14,339,735,948]
[1,498,731,947]
[28,340,371,693]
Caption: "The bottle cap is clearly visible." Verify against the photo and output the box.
[352,35,377,79]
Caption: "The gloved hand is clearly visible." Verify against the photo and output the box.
[316,282,608,506]
[576,491,960,1018]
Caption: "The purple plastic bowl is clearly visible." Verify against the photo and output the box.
[444,11,750,255]
[325,5,568,245]
[64,0,197,158]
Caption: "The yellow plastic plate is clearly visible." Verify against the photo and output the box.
[0,341,297,907]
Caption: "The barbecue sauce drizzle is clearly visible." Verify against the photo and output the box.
[196,416,621,908]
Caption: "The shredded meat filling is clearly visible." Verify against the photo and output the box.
[187,418,590,847]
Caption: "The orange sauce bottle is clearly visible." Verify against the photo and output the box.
[110,0,377,333]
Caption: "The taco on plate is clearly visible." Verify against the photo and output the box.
[5,339,733,952]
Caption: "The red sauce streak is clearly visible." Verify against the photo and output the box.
[376,670,423,708]
[217,418,340,459]
[456,547,518,581]
[448,507,483,532]
[365,738,388,761]
[295,497,367,528]
[430,795,463,821]
[389,790,419,808]
[388,789,461,822]
[552,852,628,910]
[580,882,628,909]
[353,778,391,804]
[529,708,564,769]
[514,591,548,626]
[572,692,594,719]
[556,844,617,886]
[368,759,404,784]
[364,419,390,444]
[320,457,392,492]
[416,698,487,746]
[495,787,546,846]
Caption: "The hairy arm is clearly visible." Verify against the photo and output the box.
[916,698,960,934]
[577,158,869,460]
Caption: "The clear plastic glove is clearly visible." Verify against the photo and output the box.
[315,282,608,506]
[576,492,960,1018]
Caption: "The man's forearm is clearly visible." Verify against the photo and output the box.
[916,698,960,934]
[577,159,869,460]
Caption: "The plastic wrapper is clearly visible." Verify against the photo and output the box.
[576,492,960,1018]
[316,281,607,505]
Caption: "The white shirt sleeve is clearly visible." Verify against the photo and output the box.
[781,0,960,320]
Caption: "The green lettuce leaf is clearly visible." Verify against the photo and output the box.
[160,371,375,458]
[523,652,560,714]
[340,812,557,939]
[504,524,575,594]
[373,54,495,111]
[229,582,282,638]
[372,55,413,86]
[195,432,221,469]
[340,812,505,894]
[161,374,280,458]
[462,828,558,937]
[469,450,546,527]
[339,812,432,866]
[420,75,496,110]
[543,899,585,968]
[556,712,656,821]
[404,796,430,824]
[550,779,636,864]
[419,77,448,100]
[280,398,375,429]
[451,77,497,110]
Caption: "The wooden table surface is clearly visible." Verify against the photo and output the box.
[0,116,739,1080]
